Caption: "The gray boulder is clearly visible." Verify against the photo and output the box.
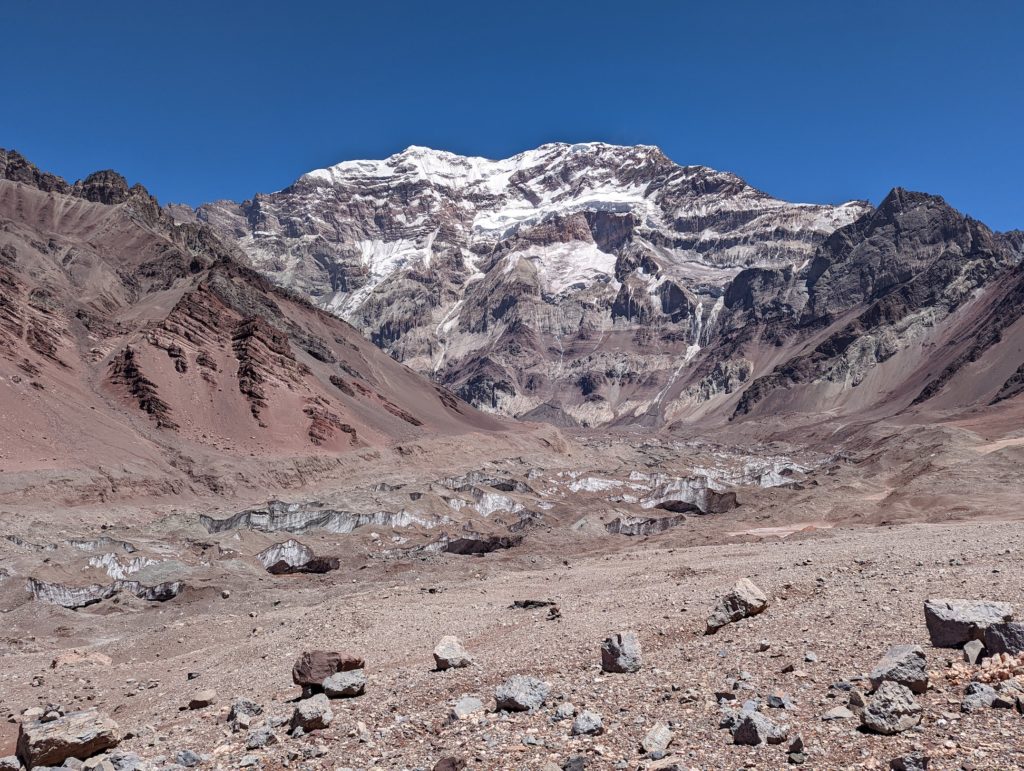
[600,631,642,673]
[869,645,929,694]
[433,636,473,670]
[16,710,120,769]
[322,669,366,698]
[706,578,769,634]
[984,622,1024,655]
[861,682,922,734]
[553,702,576,721]
[245,728,277,750]
[732,711,787,745]
[571,711,603,736]
[450,695,484,721]
[290,693,333,731]
[0,757,19,771]
[960,682,997,713]
[227,698,262,731]
[923,599,1012,647]
[494,675,550,712]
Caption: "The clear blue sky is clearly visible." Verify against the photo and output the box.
[4,1,1022,229]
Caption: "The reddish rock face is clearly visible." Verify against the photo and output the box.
[291,651,366,689]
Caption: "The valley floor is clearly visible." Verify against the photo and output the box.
[4,516,1024,770]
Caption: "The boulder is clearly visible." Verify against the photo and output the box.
[450,696,484,721]
[706,578,769,634]
[227,698,262,731]
[640,722,673,754]
[732,711,787,745]
[923,599,1012,647]
[960,682,997,713]
[322,669,366,698]
[290,693,333,731]
[983,622,1024,655]
[0,757,19,771]
[245,728,278,750]
[861,682,922,734]
[494,675,550,712]
[16,710,120,768]
[187,689,217,709]
[600,631,642,673]
[571,711,603,736]
[433,636,472,670]
[292,650,364,694]
[869,645,928,694]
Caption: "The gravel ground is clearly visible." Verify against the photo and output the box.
[4,517,1024,770]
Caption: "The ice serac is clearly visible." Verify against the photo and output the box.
[195,143,870,425]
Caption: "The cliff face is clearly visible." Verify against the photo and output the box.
[194,143,870,424]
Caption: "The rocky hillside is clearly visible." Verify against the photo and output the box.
[191,143,870,424]
[192,144,1023,427]
[0,149,515,503]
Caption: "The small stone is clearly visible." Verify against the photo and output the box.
[766,692,795,710]
[290,694,333,731]
[450,696,484,721]
[963,639,985,665]
[432,759,466,771]
[0,757,18,771]
[495,675,550,712]
[245,728,277,750]
[848,688,867,711]
[789,753,807,765]
[433,636,472,670]
[553,702,576,721]
[640,722,673,754]
[789,735,804,754]
[804,651,818,663]
[821,706,855,720]
[188,689,217,710]
[890,754,930,771]
[869,645,928,694]
[600,631,642,673]
[861,682,922,734]
[322,669,366,698]
[562,757,587,771]
[175,750,202,768]
[220,589,231,599]
[570,711,603,736]
[706,578,769,634]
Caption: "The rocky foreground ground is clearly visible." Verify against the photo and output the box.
[4,517,1024,770]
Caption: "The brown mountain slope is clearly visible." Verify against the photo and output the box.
[0,150,525,505]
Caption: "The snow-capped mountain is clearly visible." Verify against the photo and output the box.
[191,142,871,424]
